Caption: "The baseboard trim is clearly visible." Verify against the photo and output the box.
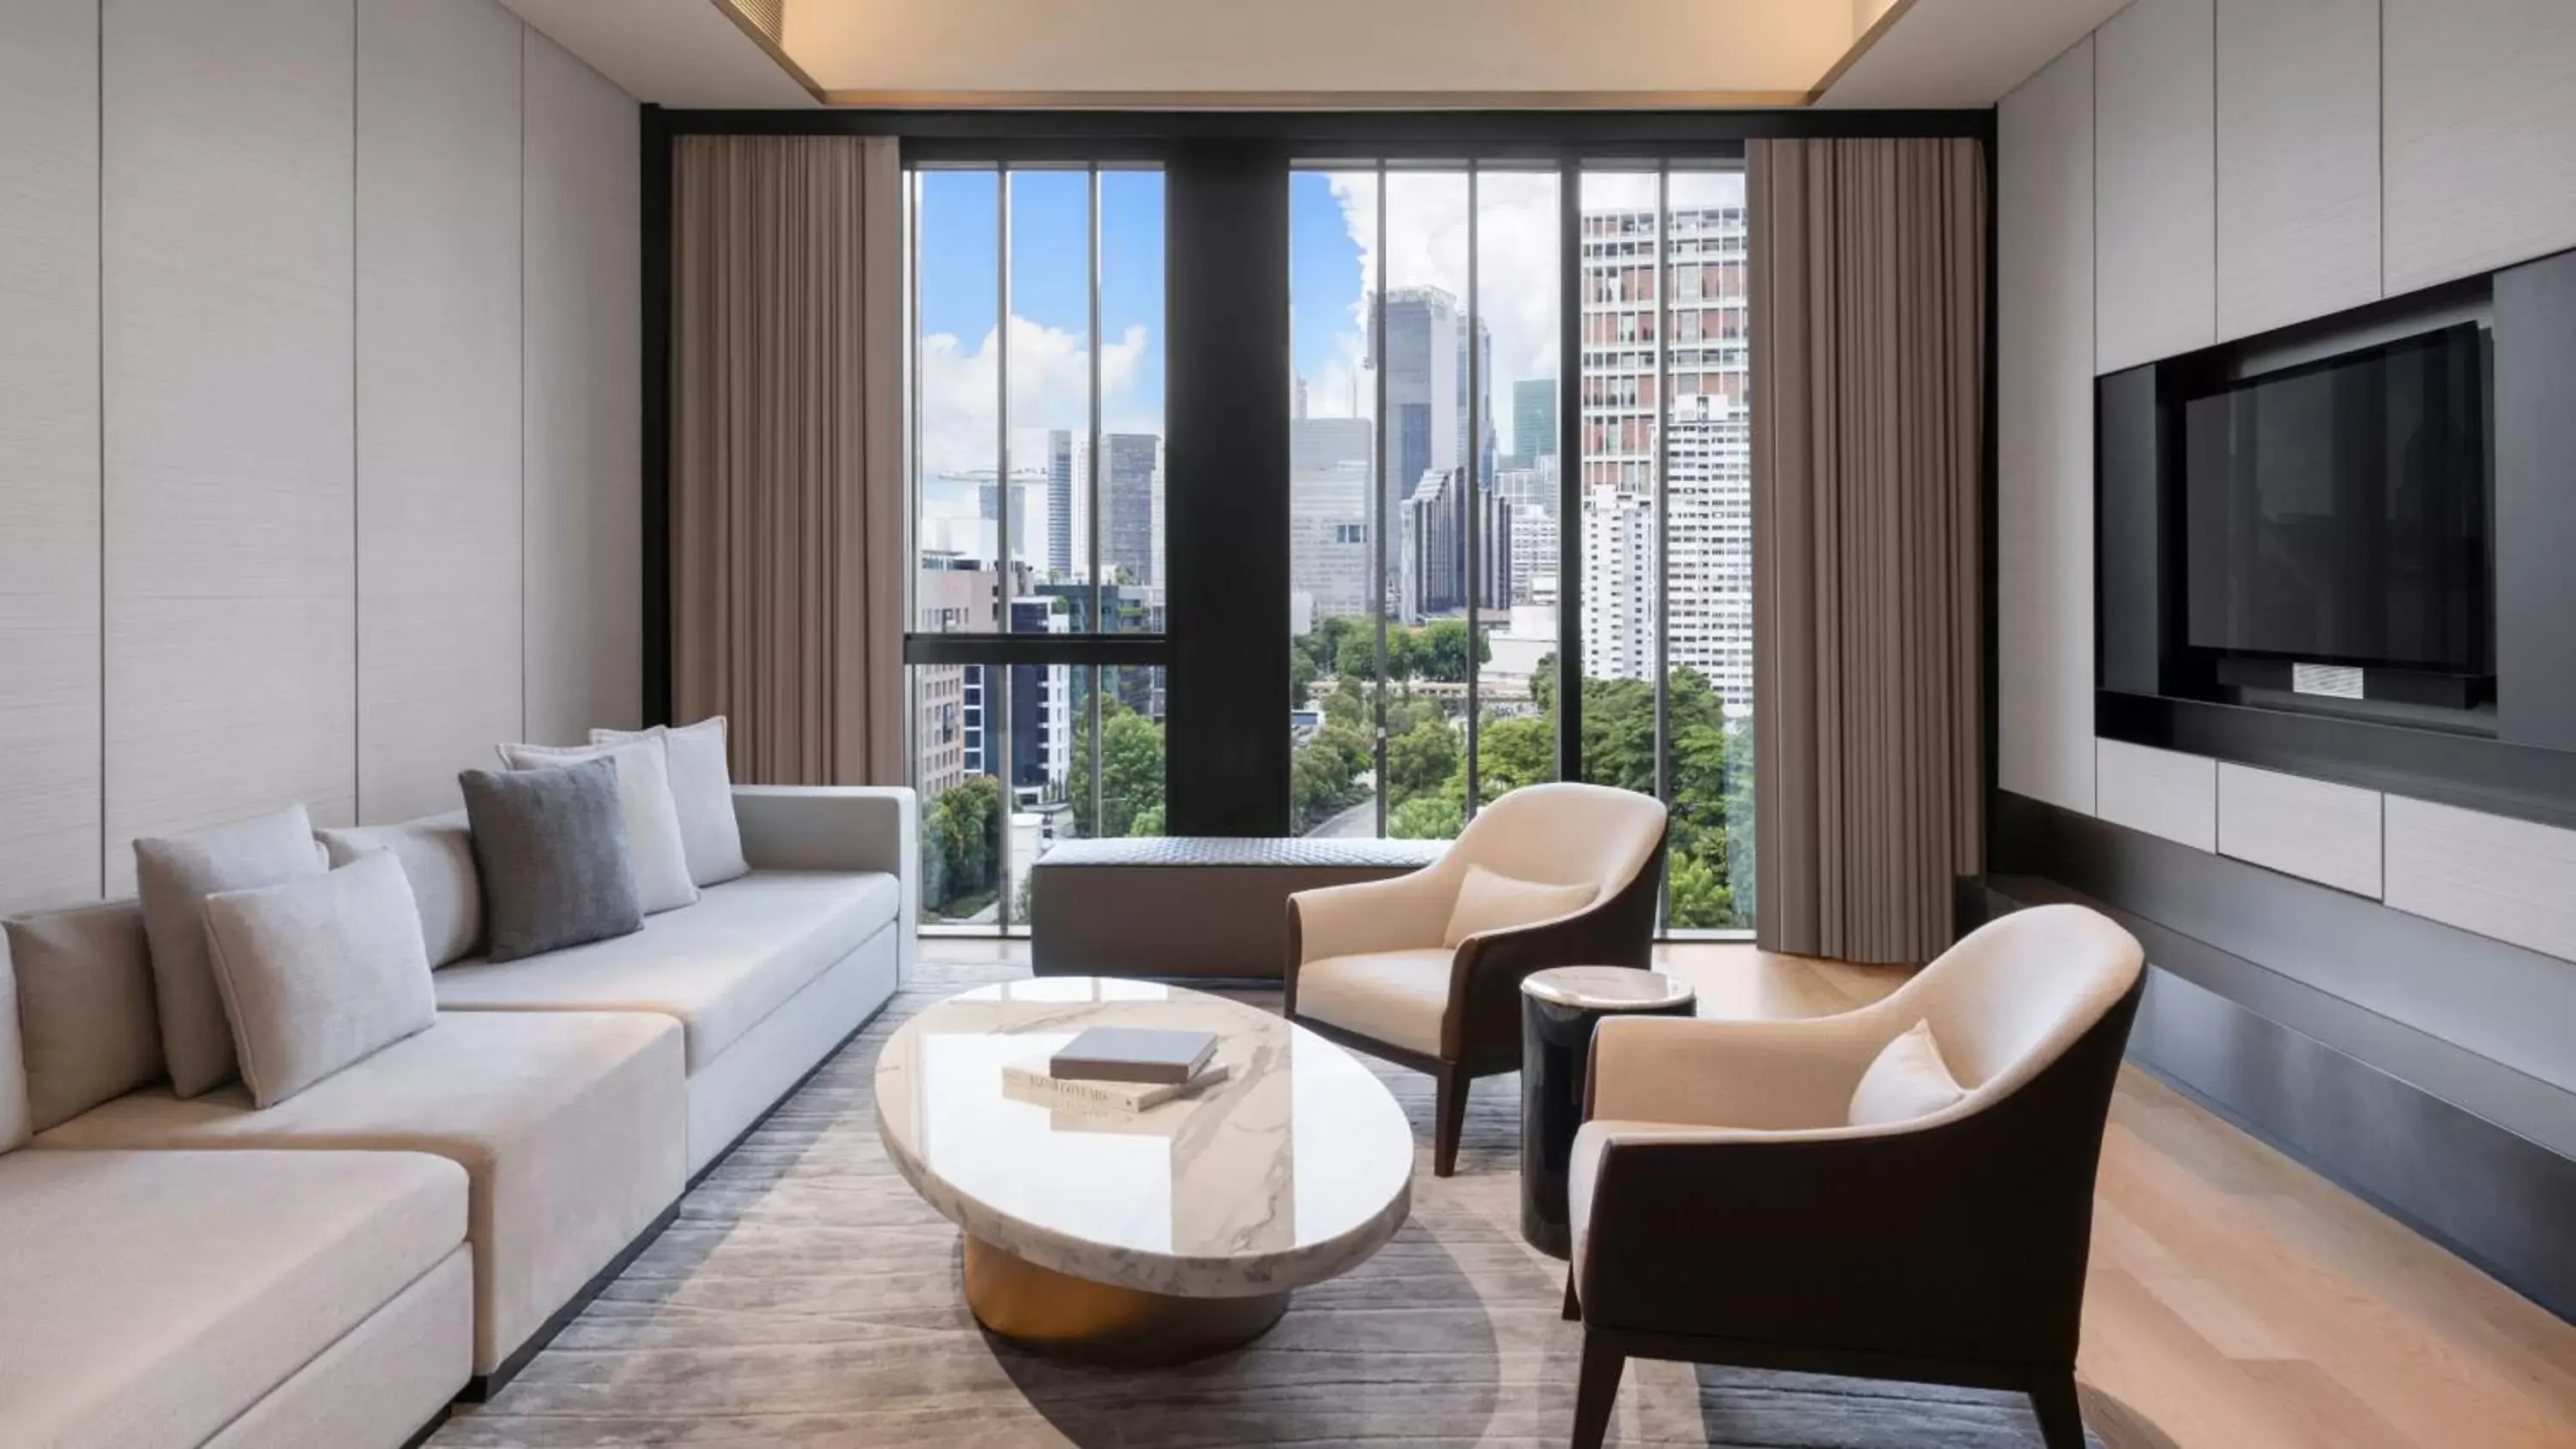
[398,1404,452,1449]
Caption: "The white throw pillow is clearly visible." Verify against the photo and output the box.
[1442,864,1595,948]
[592,718,748,888]
[133,803,328,1097]
[315,811,482,967]
[495,737,700,914]
[1848,1020,1966,1128]
[203,850,437,1109]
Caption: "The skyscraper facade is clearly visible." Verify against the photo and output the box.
[1399,467,1514,623]
[1044,430,1092,581]
[1102,433,1159,587]
[1290,416,1373,621]
[1511,376,1558,469]
[1577,194,1751,710]
[1380,286,1461,566]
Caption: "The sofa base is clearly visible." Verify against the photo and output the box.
[460,1200,681,1402]
[207,1246,474,1449]
[683,923,902,1176]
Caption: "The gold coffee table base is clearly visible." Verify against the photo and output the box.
[962,1234,1289,1365]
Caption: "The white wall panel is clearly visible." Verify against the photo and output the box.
[2385,796,2576,965]
[0,0,103,912]
[2214,0,2380,339]
[2095,740,2217,852]
[2383,0,2576,294]
[357,0,526,822]
[2216,762,2382,898]
[521,27,640,744]
[2093,0,2215,373]
[1996,39,2097,815]
[102,0,358,893]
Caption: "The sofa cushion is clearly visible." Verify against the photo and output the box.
[317,810,483,967]
[36,1010,685,1375]
[461,758,645,961]
[3,900,164,1132]
[434,870,899,1071]
[593,718,750,888]
[0,1148,465,1449]
[135,803,328,1098]
[205,851,439,1108]
[1294,948,1456,1059]
[496,737,699,914]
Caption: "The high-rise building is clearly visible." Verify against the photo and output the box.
[1290,416,1373,622]
[1399,467,1513,623]
[1578,195,1751,710]
[1381,287,1461,568]
[1510,502,1558,607]
[1512,377,1558,468]
[1102,433,1158,587]
[1580,486,1655,681]
[1043,430,1092,581]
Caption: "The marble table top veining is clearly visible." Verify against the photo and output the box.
[873,977,1416,1299]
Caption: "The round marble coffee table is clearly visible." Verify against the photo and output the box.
[873,977,1415,1364]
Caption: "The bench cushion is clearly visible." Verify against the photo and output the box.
[0,1148,465,1449]
[432,870,899,1071]
[37,1011,684,1374]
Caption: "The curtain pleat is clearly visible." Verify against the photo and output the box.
[670,135,904,787]
[1750,137,1987,965]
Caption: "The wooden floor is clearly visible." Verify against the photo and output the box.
[933,935,2576,1446]
[1652,942,2576,1449]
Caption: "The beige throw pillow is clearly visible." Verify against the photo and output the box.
[495,737,698,914]
[592,718,748,888]
[203,850,437,1109]
[1441,865,1595,948]
[315,811,482,967]
[133,803,327,1097]
[3,901,165,1131]
[1848,1020,1966,1128]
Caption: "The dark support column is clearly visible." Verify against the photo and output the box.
[2495,249,2576,750]
[1163,142,1292,834]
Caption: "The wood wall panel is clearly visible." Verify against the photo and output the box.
[2385,795,2576,966]
[356,0,526,822]
[2216,761,2383,900]
[2096,738,2217,852]
[101,0,358,894]
[2383,0,2576,295]
[2213,0,2380,340]
[0,0,103,912]
[1996,39,2098,815]
[2093,0,2215,373]
[521,27,640,744]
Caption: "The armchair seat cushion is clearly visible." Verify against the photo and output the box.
[1294,949,1455,1058]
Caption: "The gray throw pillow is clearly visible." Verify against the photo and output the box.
[3,900,165,1131]
[316,811,482,967]
[204,850,438,1109]
[459,758,644,962]
[133,803,327,1097]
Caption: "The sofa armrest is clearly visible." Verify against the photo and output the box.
[733,786,918,978]
[1585,1009,1901,1131]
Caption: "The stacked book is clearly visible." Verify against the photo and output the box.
[1001,1027,1228,1114]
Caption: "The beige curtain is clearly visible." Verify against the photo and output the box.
[671,134,904,786]
[1749,137,1986,965]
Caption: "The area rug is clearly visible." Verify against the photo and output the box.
[433,957,2086,1448]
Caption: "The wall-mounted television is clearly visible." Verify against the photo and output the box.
[2181,323,2488,676]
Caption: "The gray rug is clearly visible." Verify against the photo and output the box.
[433,960,2082,1447]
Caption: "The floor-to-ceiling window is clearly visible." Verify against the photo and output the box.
[1286,158,1753,934]
[907,162,1168,931]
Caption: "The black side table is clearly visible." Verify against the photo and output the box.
[1518,966,1698,1258]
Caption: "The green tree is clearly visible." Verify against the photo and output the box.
[1097,712,1166,838]
[1413,618,1490,682]
[1384,718,1458,804]
[1666,846,1734,930]
[1472,714,1554,801]
[1388,792,1462,840]
[926,773,1001,911]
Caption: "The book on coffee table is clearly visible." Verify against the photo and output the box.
[1001,1062,1232,1115]
[1048,1026,1218,1085]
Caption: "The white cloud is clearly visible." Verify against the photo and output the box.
[1324,170,1564,458]
[916,316,1152,489]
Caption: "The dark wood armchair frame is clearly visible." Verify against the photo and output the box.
[1562,975,2144,1449]
[1285,833,1668,1178]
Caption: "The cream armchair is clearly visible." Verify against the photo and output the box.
[1285,782,1667,1177]
[1561,904,2145,1449]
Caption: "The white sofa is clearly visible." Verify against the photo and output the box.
[0,785,914,1448]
